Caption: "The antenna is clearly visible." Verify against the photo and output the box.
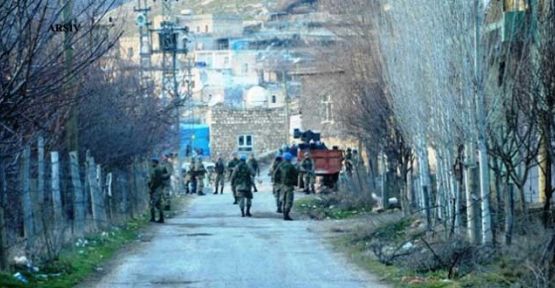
[134,0,153,94]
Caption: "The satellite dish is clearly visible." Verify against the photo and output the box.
[136,13,146,27]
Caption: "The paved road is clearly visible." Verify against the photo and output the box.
[83,176,388,288]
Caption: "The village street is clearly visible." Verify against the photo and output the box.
[78,175,388,288]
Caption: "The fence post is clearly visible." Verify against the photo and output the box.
[106,172,113,222]
[87,155,103,229]
[0,158,8,270]
[51,152,63,231]
[33,136,45,240]
[37,136,45,215]
[129,165,136,218]
[96,164,107,226]
[133,162,144,216]
[21,146,34,250]
[120,175,128,219]
[69,151,84,236]
[84,151,91,225]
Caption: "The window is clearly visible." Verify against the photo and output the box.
[238,135,253,152]
[127,47,133,59]
[322,95,334,123]
[217,39,229,50]
[504,0,527,11]
[271,95,276,103]
[205,25,209,33]
[242,63,249,74]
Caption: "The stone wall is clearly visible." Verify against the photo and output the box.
[209,105,288,158]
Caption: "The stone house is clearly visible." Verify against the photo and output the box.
[208,104,288,158]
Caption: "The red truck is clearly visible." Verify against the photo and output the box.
[294,129,343,189]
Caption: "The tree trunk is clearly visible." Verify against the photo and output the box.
[493,160,504,240]
[365,146,378,191]
[478,148,492,245]
[539,127,553,227]
[465,143,479,243]
[400,164,411,216]
[505,183,515,246]
[419,144,432,231]
[0,158,8,270]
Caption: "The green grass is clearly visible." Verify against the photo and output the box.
[295,196,373,220]
[0,195,190,288]
[0,216,148,288]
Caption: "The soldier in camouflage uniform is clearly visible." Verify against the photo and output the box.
[148,158,168,223]
[230,155,254,217]
[247,154,260,192]
[278,152,298,221]
[227,154,240,204]
[193,157,206,195]
[344,148,353,176]
[300,152,316,194]
[270,155,284,213]
[161,154,174,210]
[213,156,225,194]
[184,158,196,194]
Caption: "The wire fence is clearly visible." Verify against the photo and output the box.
[0,137,150,270]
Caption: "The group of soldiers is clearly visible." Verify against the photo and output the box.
[227,150,312,221]
[183,157,207,195]
[147,147,362,223]
[147,152,262,222]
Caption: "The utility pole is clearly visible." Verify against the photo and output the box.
[283,69,289,144]
[138,0,189,193]
[474,0,492,245]
[134,0,153,94]
[62,0,78,152]
[181,57,194,158]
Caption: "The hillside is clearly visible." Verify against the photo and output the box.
[108,0,277,37]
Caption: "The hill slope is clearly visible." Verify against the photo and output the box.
[109,0,276,37]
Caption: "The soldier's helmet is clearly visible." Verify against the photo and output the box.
[347,147,352,152]
[283,152,293,161]
[240,155,247,161]
[151,157,159,164]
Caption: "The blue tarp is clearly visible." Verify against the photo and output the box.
[180,124,210,156]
